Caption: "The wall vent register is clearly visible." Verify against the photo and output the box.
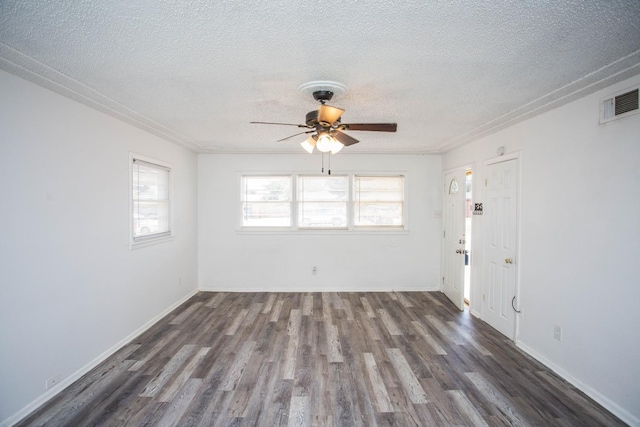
[600,88,639,123]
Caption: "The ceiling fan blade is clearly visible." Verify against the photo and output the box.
[342,123,397,132]
[276,130,315,142]
[332,130,359,146]
[317,104,345,126]
[251,121,308,128]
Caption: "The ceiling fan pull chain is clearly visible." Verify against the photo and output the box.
[321,152,324,173]
[328,153,331,175]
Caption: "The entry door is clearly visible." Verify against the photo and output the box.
[484,158,518,339]
[442,168,466,311]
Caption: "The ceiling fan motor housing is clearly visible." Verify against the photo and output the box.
[312,90,334,103]
[305,110,318,127]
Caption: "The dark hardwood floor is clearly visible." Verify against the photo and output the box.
[18,292,625,426]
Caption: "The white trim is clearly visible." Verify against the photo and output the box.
[516,341,639,427]
[198,285,440,293]
[484,150,520,166]
[237,229,410,236]
[470,309,482,319]
[129,234,175,250]
[1,289,198,427]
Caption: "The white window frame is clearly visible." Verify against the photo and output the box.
[238,172,407,233]
[130,153,173,249]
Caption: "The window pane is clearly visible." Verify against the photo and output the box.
[242,176,292,227]
[355,176,403,201]
[243,176,291,202]
[243,202,291,226]
[299,202,347,228]
[297,176,347,201]
[298,176,347,228]
[132,159,170,240]
[354,176,404,227]
[354,202,403,226]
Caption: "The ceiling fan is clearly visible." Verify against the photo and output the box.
[251,89,397,154]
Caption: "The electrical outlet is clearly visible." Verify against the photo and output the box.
[553,325,562,341]
[312,266,317,275]
[46,374,61,390]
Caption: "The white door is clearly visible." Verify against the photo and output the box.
[484,158,518,339]
[442,168,466,311]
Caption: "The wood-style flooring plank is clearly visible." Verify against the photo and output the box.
[17,291,626,427]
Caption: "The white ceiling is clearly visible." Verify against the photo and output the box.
[1,1,639,154]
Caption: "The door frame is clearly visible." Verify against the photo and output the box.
[483,151,522,342]
[441,164,473,311]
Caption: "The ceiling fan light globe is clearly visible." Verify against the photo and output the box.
[316,134,333,153]
[300,136,316,154]
[330,140,344,154]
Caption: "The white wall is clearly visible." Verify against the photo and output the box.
[0,70,198,425]
[443,73,640,425]
[198,154,442,292]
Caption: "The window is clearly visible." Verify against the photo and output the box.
[298,175,348,229]
[240,174,405,231]
[354,176,404,228]
[131,156,171,243]
[242,176,292,227]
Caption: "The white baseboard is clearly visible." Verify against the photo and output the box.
[470,309,482,318]
[516,341,639,427]
[1,289,198,427]
[198,285,441,293]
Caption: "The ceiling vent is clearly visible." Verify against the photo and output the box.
[600,88,639,123]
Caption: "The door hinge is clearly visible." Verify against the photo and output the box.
[443,230,446,238]
[442,277,445,284]
[485,178,488,187]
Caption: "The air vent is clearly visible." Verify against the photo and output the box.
[601,88,639,123]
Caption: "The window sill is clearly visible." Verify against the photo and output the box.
[129,235,174,250]
[237,228,408,235]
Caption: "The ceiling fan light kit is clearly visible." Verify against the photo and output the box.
[251,80,397,156]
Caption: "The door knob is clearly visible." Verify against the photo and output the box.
[505,258,513,264]
[456,249,462,254]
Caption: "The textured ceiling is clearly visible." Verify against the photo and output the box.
[1,1,639,154]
